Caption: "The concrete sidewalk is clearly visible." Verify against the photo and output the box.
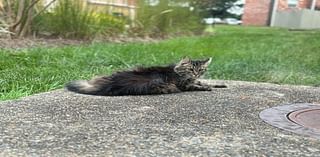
[0,80,319,156]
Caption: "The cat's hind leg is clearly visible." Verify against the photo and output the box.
[149,79,181,94]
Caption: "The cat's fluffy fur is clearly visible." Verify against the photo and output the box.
[66,57,225,96]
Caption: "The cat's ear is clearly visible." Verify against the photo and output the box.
[203,58,212,67]
[177,57,191,66]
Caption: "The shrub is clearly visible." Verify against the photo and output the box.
[33,0,125,39]
[1,0,43,38]
[92,13,126,37]
[133,0,205,37]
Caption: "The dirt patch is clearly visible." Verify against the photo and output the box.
[0,37,160,50]
[0,38,88,49]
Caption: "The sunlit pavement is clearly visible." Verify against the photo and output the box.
[0,80,319,156]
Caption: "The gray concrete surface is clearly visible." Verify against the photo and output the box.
[0,80,320,156]
[273,9,320,29]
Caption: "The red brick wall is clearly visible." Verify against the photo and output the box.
[278,0,311,10]
[316,0,320,9]
[242,0,272,26]
[294,0,320,9]
[299,0,311,8]
[277,0,287,9]
[277,0,320,10]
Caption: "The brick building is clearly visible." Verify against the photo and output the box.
[242,0,320,26]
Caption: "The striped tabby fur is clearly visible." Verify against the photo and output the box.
[66,57,226,96]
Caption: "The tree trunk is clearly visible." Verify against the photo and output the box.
[8,0,41,37]
[19,3,33,37]
[0,0,4,13]
[4,0,14,23]
[13,0,26,34]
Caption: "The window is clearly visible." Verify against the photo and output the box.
[288,0,298,8]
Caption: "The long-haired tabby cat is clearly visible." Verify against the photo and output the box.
[66,57,226,96]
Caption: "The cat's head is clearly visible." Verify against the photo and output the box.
[174,57,212,79]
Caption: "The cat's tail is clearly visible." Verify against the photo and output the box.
[65,80,100,95]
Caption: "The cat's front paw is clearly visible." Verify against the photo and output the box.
[202,85,212,91]
[195,84,212,91]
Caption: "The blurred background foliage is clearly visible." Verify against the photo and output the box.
[0,0,242,39]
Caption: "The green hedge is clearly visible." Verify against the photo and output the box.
[33,0,125,39]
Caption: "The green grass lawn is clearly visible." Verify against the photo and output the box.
[1,26,320,101]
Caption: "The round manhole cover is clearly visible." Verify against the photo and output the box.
[260,103,320,139]
[288,108,320,131]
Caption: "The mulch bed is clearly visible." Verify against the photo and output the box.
[0,38,87,49]
[0,37,160,50]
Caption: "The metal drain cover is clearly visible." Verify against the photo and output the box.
[288,108,320,131]
[260,103,320,139]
